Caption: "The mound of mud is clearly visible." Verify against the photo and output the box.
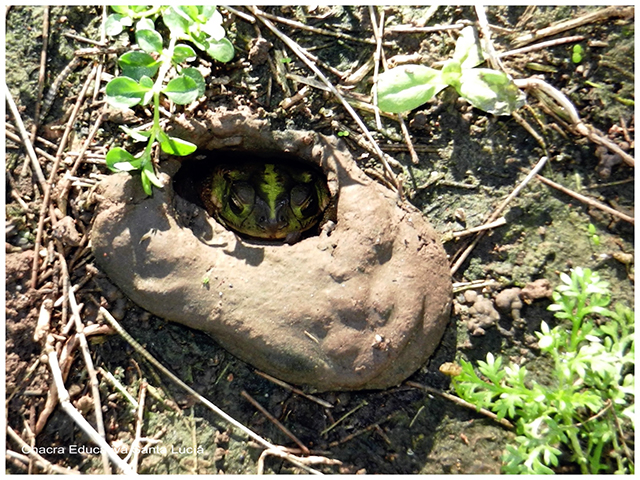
[91,107,451,391]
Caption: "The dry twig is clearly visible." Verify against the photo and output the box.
[406,381,514,429]
[44,336,134,474]
[252,6,401,194]
[532,173,634,225]
[512,6,634,48]
[241,390,310,455]
[450,156,549,275]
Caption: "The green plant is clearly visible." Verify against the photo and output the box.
[452,267,634,474]
[572,44,584,64]
[104,6,234,195]
[375,26,525,116]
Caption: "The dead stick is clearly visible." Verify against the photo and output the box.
[512,6,634,48]
[29,67,97,289]
[406,381,514,429]
[450,156,548,275]
[533,173,634,224]
[45,336,134,474]
[254,371,333,409]
[5,83,47,188]
[241,390,310,455]
[30,5,49,144]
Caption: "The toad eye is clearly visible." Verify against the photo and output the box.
[291,184,312,208]
[291,184,318,218]
[229,182,255,215]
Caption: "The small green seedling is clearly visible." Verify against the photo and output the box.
[572,44,584,64]
[588,223,600,246]
[452,267,634,474]
[376,26,525,116]
[104,6,234,195]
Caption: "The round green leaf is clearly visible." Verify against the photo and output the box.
[162,6,191,37]
[136,28,163,54]
[206,38,235,63]
[105,14,132,37]
[136,18,155,31]
[180,67,206,97]
[162,75,198,105]
[110,6,130,15]
[173,44,197,64]
[376,64,446,113]
[118,51,160,81]
[105,77,150,109]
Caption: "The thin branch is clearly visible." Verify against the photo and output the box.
[30,5,49,143]
[45,336,134,474]
[512,6,634,48]
[241,390,310,455]
[406,381,514,429]
[451,156,548,275]
[5,83,47,188]
[497,35,585,59]
[532,173,634,224]
[30,66,97,289]
[255,8,388,46]
[515,77,635,167]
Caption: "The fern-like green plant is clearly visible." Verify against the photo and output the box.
[453,268,634,474]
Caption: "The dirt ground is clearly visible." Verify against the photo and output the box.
[5,5,634,474]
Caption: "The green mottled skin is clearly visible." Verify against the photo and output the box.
[202,161,330,242]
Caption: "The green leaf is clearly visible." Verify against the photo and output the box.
[105,77,150,109]
[180,67,206,97]
[453,26,484,70]
[441,59,462,87]
[105,13,133,37]
[201,9,226,41]
[105,147,141,172]
[136,18,155,31]
[206,37,235,63]
[118,51,160,81]
[136,28,163,54]
[119,125,152,142]
[158,131,198,156]
[110,6,130,15]
[140,169,153,196]
[376,64,446,114]
[173,44,197,63]
[457,68,525,115]
[163,75,199,105]
[162,6,192,37]
[142,161,164,188]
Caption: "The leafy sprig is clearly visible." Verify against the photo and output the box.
[452,267,634,474]
[376,26,525,116]
[104,6,234,195]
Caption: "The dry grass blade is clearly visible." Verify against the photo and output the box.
[532,173,634,225]
[241,390,310,455]
[515,78,635,167]
[7,427,81,474]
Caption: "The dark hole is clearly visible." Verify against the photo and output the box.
[173,149,332,242]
